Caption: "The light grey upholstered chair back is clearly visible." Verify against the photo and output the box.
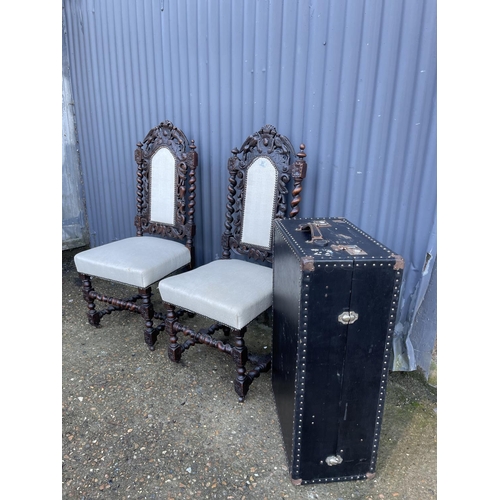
[149,146,177,225]
[240,155,278,251]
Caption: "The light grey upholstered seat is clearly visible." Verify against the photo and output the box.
[74,236,191,289]
[158,259,272,330]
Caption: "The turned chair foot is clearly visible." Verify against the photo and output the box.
[145,334,157,351]
[87,312,101,327]
[168,343,182,362]
[234,375,251,402]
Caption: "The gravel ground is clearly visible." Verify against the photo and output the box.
[62,247,437,500]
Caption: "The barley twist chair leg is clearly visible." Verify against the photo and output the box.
[166,304,182,362]
[139,287,156,350]
[232,327,250,402]
[80,273,101,327]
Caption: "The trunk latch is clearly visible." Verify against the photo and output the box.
[330,244,367,255]
[325,455,343,466]
[338,311,359,325]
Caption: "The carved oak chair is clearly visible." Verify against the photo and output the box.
[74,120,198,350]
[158,124,307,401]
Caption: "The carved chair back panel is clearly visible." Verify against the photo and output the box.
[134,121,197,243]
[240,156,278,250]
[222,125,305,263]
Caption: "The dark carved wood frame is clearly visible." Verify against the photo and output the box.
[134,120,197,262]
[79,121,198,350]
[221,124,307,262]
[164,125,307,401]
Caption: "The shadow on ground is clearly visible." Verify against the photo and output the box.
[62,247,437,499]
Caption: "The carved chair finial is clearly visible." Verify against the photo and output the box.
[290,143,307,219]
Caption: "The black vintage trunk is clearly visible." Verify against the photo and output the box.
[272,217,404,485]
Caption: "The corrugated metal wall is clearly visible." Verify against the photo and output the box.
[63,0,436,371]
[63,7,88,250]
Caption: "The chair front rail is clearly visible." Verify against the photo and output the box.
[166,312,271,401]
[88,291,143,315]
[174,321,234,356]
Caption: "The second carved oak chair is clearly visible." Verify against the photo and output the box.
[74,120,198,350]
[158,124,307,401]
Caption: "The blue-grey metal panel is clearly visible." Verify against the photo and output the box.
[63,0,436,372]
[62,7,88,250]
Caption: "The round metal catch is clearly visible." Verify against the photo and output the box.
[325,455,343,466]
[338,311,359,325]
